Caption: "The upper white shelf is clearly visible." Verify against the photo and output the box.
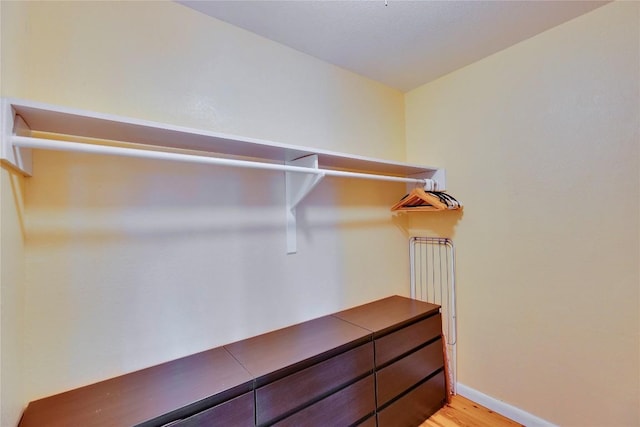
[1,98,443,186]
[1,98,446,253]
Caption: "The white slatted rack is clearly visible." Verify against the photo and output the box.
[410,236,457,395]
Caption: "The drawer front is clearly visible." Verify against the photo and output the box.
[169,392,254,427]
[375,314,441,367]
[273,375,375,427]
[377,371,446,427]
[356,415,377,427]
[256,342,373,425]
[376,337,444,407]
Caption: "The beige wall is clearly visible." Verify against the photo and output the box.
[0,0,409,421]
[2,1,639,426]
[0,168,26,427]
[2,0,405,160]
[405,2,639,425]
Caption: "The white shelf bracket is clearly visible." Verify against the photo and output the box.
[286,154,324,254]
[1,100,33,176]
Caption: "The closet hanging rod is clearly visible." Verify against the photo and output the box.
[12,136,430,186]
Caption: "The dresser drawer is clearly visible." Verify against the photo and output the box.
[356,414,377,427]
[376,337,444,407]
[273,375,375,427]
[375,314,441,367]
[169,391,254,427]
[377,371,446,427]
[256,342,373,425]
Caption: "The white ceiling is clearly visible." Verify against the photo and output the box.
[179,1,609,92]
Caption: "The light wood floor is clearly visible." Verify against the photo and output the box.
[421,395,523,427]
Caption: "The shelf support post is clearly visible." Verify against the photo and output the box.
[285,154,324,254]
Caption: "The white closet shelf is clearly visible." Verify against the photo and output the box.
[1,98,443,182]
[1,98,445,253]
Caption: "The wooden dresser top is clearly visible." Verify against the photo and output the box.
[19,347,253,427]
[225,315,371,384]
[333,295,440,337]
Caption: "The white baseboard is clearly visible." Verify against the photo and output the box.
[456,383,557,427]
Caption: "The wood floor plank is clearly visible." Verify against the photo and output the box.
[422,412,460,427]
[420,395,523,427]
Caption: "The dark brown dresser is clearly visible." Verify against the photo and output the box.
[19,296,445,427]
[224,315,375,426]
[18,347,255,427]
[334,296,446,426]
